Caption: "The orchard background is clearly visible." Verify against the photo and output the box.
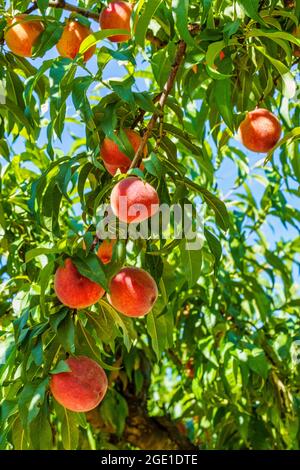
[0,0,300,451]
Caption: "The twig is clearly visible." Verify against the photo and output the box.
[131,92,162,129]
[25,0,101,20]
[129,40,187,169]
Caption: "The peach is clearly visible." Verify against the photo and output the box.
[107,267,158,317]
[56,20,95,62]
[97,239,116,264]
[101,129,147,176]
[238,108,282,153]
[4,14,44,57]
[99,1,132,43]
[54,258,105,309]
[50,356,108,412]
[110,177,159,224]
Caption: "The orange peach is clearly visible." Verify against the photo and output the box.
[107,267,158,317]
[99,1,132,43]
[101,129,147,176]
[4,14,44,57]
[97,239,116,264]
[238,108,281,153]
[54,258,105,309]
[56,20,95,62]
[50,356,108,412]
[110,177,159,224]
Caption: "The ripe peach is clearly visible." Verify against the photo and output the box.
[54,258,105,309]
[56,20,95,62]
[238,108,281,153]
[97,239,116,264]
[107,267,158,317]
[4,14,44,57]
[110,177,159,224]
[50,356,108,412]
[99,1,132,43]
[101,129,147,176]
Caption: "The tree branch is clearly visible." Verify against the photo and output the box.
[25,0,101,20]
[129,40,187,169]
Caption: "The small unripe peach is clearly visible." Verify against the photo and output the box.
[56,20,95,62]
[97,239,116,264]
[99,1,132,43]
[54,258,105,309]
[107,267,158,317]
[110,177,159,224]
[4,14,44,57]
[50,356,108,412]
[238,108,281,153]
[101,129,147,176]
[219,50,225,60]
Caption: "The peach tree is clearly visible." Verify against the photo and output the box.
[0,0,300,450]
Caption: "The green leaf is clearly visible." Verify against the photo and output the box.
[204,228,222,272]
[248,350,270,379]
[99,300,131,351]
[265,127,300,163]
[73,253,108,291]
[172,0,195,46]
[146,299,172,360]
[136,0,162,48]
[54,403,79,450]
[214,78,234,131]
[57,314,75,353]
[79,29,132,54]
[180,240,202,287]
[50,359,71,374]
[254,45,296,98]
[237,0,266,26]
[30,401,52,450]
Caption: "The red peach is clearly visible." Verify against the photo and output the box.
[238,108,282,153]
[107,267,158,317]
[56,20,95,62]
[110,177,159,224]
[99,1,132,43]
[4,14,44,57]
[50,356,108,412]
[54,258,105,309]
[97,239,116,264]
[101,129,147,176]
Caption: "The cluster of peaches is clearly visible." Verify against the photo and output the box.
[5,1,284,415]
[51,107,282,415]
[4,1,132,59]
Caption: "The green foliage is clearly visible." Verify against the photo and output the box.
[0,0,300,451]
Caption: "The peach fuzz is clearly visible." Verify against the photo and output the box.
[101,129,147,176]
[107,267,158,317]
[110,177,159,224]
[56,20,95,62]
[97,239,116,264]
[99,1,132,43]
[50,356,108,412]
[4,14,44,58]
[54,258,105,309]
[238,108,282,153]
